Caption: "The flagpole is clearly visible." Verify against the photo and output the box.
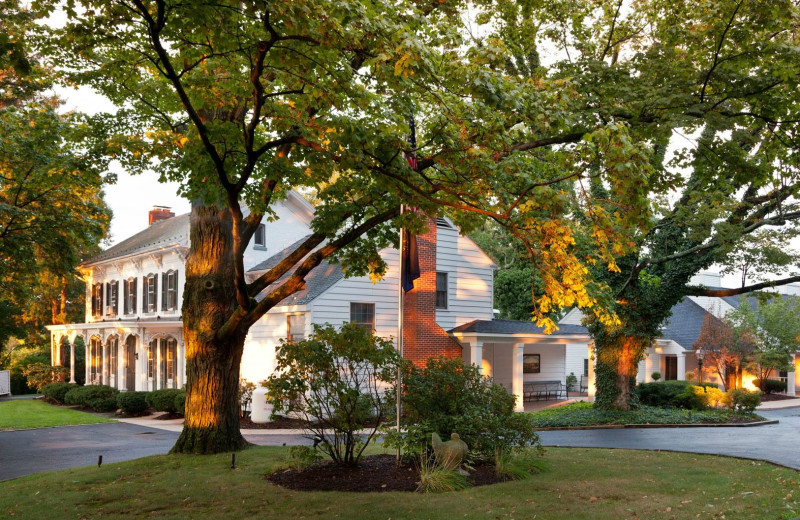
[396,204,404,465]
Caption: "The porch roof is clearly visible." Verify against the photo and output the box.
[449,319,590,344]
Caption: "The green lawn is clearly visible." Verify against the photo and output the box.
[1,446,798,519]
[530,401,766,428]
[0,399,113,430]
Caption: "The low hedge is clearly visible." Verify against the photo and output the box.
[64,385,119,410]
[116,392,149,415]
[41,382,78,404]
[88,397,118,413]
[754,379,787,394]
[174,390,186,415]
[637,380,720,410]
[147,389,184,414]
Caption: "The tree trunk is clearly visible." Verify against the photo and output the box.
[171,204,249,454]
[593,333,649,411]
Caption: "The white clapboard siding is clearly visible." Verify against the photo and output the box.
[522,344,566,384]
[435,224,494,330]
[565,343,589,379]
[308,249,401,344]
[241,312,294,384]
[242,198,313,271]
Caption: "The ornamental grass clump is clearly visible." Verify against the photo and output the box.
[264,323,401,466]
[416,452,470,493]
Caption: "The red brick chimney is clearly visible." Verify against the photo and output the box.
[402,215,462,366]
[148,206,175,226]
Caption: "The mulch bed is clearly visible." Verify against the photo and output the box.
[154,412,184,420]
[761,393,799,402]
[267,454,500,492]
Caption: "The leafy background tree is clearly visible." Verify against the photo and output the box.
[0,0,111,391]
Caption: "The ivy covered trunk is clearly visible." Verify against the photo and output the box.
[592,331,650,411]
[171,204,249,454]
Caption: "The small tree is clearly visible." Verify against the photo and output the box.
[264,323,400,466]
[693,314,757,390]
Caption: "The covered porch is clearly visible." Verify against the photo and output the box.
[450,320,594,412]
[46,320,186,392]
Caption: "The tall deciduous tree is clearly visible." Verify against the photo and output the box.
[40,0,657,453]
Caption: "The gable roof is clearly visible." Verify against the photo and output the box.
[248,235,346,306]
[82,214,189,266]
[660,297,712,349]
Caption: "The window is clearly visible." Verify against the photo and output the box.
[106,281,119,317]
[91,283,104,317]
[162,270,179,311]
[435,272,448,309]
[523,354,540,374]
[142,273,158,313]
[123,277,137,315]
[287,314,306,343]
[349,303,375,331]
[583,358,589,377]
[254,223,266,248]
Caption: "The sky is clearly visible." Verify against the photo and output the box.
[56,85,190,246]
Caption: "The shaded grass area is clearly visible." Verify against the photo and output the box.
[1,446,799,519]
[0,399,112,430]
[530,402,766,428]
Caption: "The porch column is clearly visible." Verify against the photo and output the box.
[85,341,90,384]
[644,351,657,383]
[787,370,796,397]
[462,341,483,374]
[102,340,108,385]
[512,343,525,412]
[677,352,686,381]
[69,341,75,384]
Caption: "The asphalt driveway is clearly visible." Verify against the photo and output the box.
[2,408,798,482]
[539,407,800,470]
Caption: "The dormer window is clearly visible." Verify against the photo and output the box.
[91,283,104,318]
[106,280,119,317]
[162,270,179,311]
[254,223,266,249]
[123,277,137,315]
[142,273,158,313]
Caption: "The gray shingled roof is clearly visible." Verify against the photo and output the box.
[248,235,346,306]
[83,214,189,265]
[659,297,712,350]
[449,319,589,335]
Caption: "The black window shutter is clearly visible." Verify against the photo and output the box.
[123,280,129,315]
[162,272,168,311]
[133,278,137,314]
[114,281,119,316]
[99,283,104,317]
[153,275,158,313]
[142,276,148,311]
[91,285,97,317]
[174,270,179,310]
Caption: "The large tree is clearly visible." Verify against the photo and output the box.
[40,0,662,453]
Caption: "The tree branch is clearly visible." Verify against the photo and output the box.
[687,275,800,297]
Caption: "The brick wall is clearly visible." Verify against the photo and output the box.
[402,216,463,366]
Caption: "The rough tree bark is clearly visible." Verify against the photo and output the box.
[171,204,249,454]
[593,333,650,411]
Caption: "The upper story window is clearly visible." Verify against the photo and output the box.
[287,314,306,343]
[254,223,266,249]
[123,277,137,315]
[162,270,179,311]
[435,272,448,309]
[350,302,375,332]
[106,280,119,317]
[91,283,104,318]
[142,273,158,314]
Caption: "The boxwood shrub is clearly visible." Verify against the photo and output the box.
[40,382,77,404]
[754,379,787,394]
[116,392,150,415]
[174,390,186,415]
[87,397,118,413]
[64,385,119,408]
[147,389,184,413]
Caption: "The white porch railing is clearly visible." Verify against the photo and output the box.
[0,370,10,396]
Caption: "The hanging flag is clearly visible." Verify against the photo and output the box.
[405,114,417,170]
[401,228,420,292]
